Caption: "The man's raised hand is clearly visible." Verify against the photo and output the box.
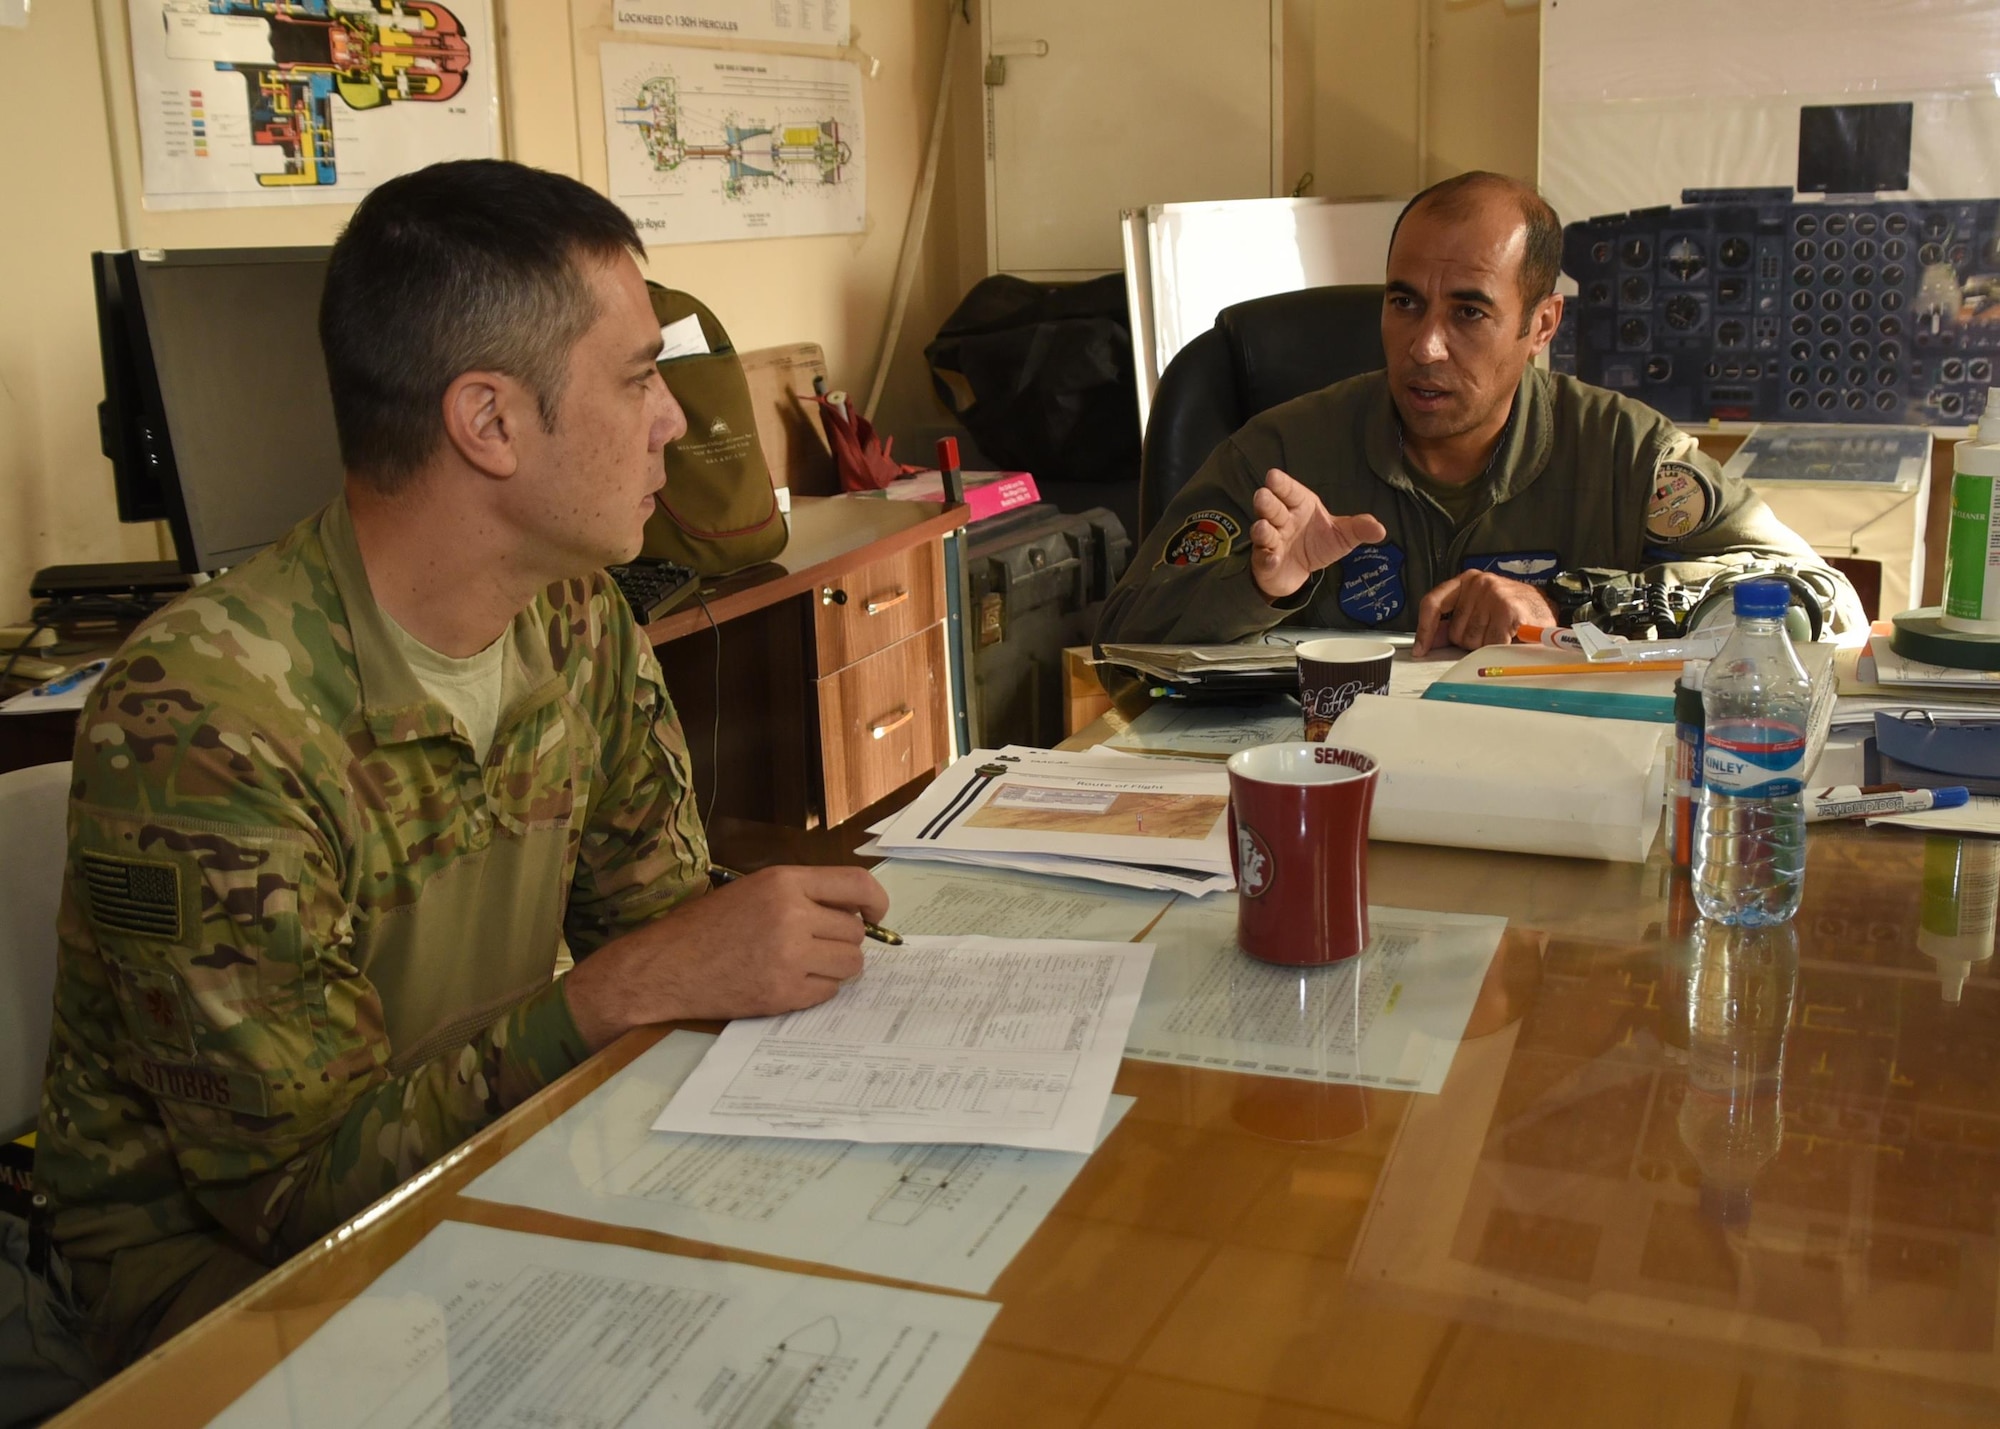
[1248,468,1388,600]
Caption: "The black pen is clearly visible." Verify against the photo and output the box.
[707,864,903,945]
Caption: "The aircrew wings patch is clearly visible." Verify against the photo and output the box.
[1158,509,1243,568]
[1647,459,1714,542]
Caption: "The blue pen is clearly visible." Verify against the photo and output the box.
[1147,686,1187,700]
[32,659,109,698]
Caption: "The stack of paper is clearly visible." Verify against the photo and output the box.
[1097,642,1293,683]
[864,745,1235,894]
[1837,637,2000,728]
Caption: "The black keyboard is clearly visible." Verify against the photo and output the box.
[607,558,700,621]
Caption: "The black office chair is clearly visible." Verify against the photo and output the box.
[1138,284,1386,538]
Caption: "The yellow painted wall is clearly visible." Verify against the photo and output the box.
[1309,0,1539,202]
[0,0,963,619]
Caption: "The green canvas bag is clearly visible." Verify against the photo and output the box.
[641,284,788,576]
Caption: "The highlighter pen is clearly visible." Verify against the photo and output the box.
[1515,624,1582,652]
[1805,785,1971,822]
[707,864,903,944]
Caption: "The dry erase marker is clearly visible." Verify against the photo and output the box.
[1806,785,1970,822]
[707,864,903,944]
[1515,624,1582,651]
[30,659,108,697]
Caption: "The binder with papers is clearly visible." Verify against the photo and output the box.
[866,746,1235,895]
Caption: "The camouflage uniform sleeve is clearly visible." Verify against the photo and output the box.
[1624,415,1867,632]
[57,645,587,1265]
[1094,438,1317,648]
[561,578,710,955]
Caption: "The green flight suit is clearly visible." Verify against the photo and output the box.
[34,496,709,1371]
[1098,367,1859,644]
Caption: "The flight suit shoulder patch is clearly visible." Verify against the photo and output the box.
[1157,510,1243,568]
[111,964,198,1055]
[80,851,184,942]
[1647,459,1714,542]
[1338,543,1407,625]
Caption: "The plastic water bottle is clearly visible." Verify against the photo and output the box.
[1692,580,1811,925]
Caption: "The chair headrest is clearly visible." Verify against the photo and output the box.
[1215,285,1387,415]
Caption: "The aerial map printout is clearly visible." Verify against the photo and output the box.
[129,0,499,210]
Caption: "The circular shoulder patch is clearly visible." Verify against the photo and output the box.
[1647,460,1712,542]
[1157,509,1244,568]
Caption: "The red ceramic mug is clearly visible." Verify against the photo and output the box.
[1225,743,1378,966]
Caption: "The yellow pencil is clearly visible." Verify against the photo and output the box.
[1476,659,1678,678]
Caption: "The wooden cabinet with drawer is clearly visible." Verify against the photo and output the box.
[810,539,950,827]
[646,497,966,838]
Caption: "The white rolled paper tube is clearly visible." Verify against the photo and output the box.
[1334,694,1671,863]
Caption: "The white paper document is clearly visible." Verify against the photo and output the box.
[870,860,1174,942]
[1109,701,1304,758]
[857,838,1235,898]
[655,935,1154,1153]
[1125,896,1507,1095]
[465,1031,1132,1294]
[209,1220,994,1429]
[601,42,865,245]
[613,0,850,46]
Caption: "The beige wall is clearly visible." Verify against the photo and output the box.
[0,0,963,619]
[0,0,1544,621]
[1309,0,1539,202]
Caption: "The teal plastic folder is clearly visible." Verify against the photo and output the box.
[1420,682,1675,723]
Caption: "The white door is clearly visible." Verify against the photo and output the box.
[985,0,1277,279]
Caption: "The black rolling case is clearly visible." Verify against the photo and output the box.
[961,504,1130,750]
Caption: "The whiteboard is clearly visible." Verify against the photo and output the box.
[1126,196,1402,431]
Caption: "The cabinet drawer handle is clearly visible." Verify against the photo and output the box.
[869,707,915,740]
[863,588,910,616]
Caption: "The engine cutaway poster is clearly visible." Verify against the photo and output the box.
[129,0,499,211]
[600,41,865,245]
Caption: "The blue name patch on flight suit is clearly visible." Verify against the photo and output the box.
[1338,543,1407,624]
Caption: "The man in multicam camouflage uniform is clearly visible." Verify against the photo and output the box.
[33,159,888,1375]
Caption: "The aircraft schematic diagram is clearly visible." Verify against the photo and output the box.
[868,1145,992,1226]
[711,1316,850,1429]
[162,0,471,189]
[615,73,852,202]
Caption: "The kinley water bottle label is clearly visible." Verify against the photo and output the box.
[1703,727,1805,798]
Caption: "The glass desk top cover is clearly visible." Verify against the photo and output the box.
[50,825,2000,1429]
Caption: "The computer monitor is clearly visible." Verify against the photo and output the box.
[93,246,347,573]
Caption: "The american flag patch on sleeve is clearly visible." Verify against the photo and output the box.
[81,853,182,941]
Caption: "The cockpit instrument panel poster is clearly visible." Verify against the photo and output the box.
[129,0,499,211]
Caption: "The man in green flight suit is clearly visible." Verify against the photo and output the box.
[34,159,889,1374]
[1098,171,1860,655]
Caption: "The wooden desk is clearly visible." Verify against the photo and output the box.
[51,796,2000,1426]
[645,495,968,834]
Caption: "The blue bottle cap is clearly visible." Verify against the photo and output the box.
[1731,579,1791,619]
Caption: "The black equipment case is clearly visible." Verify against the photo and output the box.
[960,504,1130,750]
